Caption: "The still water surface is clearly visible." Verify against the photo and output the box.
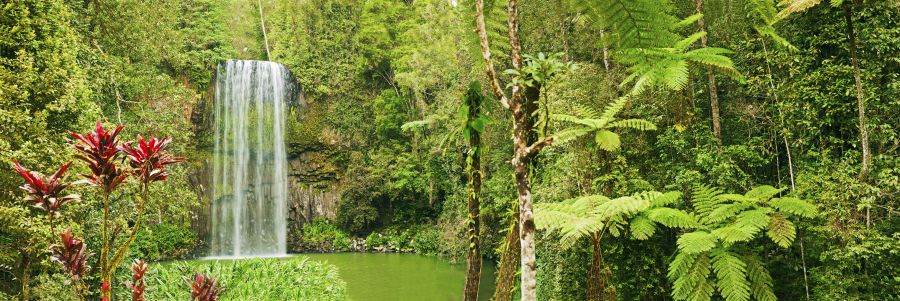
[302,253,496,301]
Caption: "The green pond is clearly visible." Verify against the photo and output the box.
[302,253,496,301]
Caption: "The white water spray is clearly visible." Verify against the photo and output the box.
[209,60,292,257]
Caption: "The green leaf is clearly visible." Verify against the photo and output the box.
[647,207,700,229]
[769,197,817,218]
[630,214,657,240]
[595,130,621,151]
[677,231,718,254]
[766,213,796,248]
[711,248,750,301]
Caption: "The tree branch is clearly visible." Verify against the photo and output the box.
[525,136,554,158]
[475,0,510,109]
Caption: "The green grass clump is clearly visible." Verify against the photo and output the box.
[146,256,350,300]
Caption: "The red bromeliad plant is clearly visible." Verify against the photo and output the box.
[70,122,129,193]
[51,229,93,280]
[120,136,184,185]
[51,229,92,300]
[10,161,83,300]
[11,161,80,228]
[10,121,191,300]
[70,121,129,300]
[127,259,148,301]
[69,121,183,300]
[188,273,225,301]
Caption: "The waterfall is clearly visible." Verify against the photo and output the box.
[209,60,294,257]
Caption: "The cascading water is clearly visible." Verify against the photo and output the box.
[208,60,294,257]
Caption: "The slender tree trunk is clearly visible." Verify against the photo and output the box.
[474,1,547,299]
[19,253,30,301]
[492,221,520,301]
[463,92,484,301]
[258,0,271,60]
[587,234,602,301]
[587,232,615,301]
[842,3,870,182]
[694,0,722,143]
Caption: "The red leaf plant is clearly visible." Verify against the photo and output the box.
[120,136,184,185]
[70,121,128,193]
[50,229,93,281]
[127,259,149,301]
[11,161,80,216]
[188,273,225,301]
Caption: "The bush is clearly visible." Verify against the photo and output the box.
[301,218,352,252]
[336,184,382,235]
[130,223,197,261]
[147,257,349,300]
[411,228,443,256]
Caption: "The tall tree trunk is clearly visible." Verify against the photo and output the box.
[694,0,722,143]
[842,2,870,182]
[463,89,485,301]
[474,1,549,299]
[492,220,520,301]
[19,253,30,301]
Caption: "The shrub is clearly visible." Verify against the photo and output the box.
[301,218,352,251]
[146,257,349,300]
[336,186,381,235]
[411,228,443,256]
[130,224,196,261]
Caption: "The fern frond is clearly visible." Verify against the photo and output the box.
[647,207,700,229]
[600,96,629,121]
[705,203,752,224]
[683,47,743,80]
[651,191,682,207]
[550,126,593,144]
[551,113,608,128]
[675,31,707,51]
[766,213,796,248]
[573,103,601,119]
[670,252,715,301]
[692,184,726,217]
[732,208,773,232]
[677,231,718,254]
[768,197,817,218]
[595,130,622,151]
[743,255,777,301]
[630,213,657,240]
[586,0,679,49]
[775,0,822,21]
[711,248,751,301]
[711,226,757,244]
[608,119,657,131]
[595,194,651,219]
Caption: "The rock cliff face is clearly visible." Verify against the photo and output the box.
[286,146,342,235]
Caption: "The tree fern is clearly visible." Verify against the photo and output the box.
[550,96,656,148]
[662,184,817,301]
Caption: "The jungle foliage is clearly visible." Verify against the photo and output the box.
[1,0,897,300]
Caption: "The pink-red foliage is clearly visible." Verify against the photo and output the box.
[70,121,128,193]
[127,259,149,301]
[120,136,184,184]
[11,161,80,215]
[188,273,224,301]
[50,229,93,281]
